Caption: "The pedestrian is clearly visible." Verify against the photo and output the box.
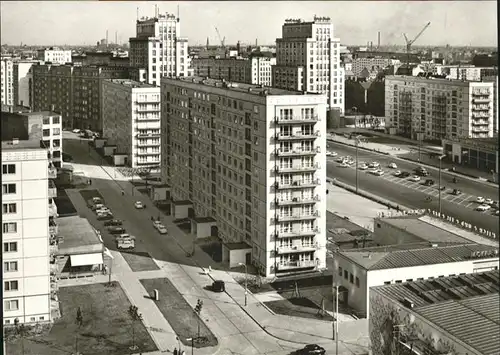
[173,348,178,355]
[121,189,124,196]
[76,307,83,327]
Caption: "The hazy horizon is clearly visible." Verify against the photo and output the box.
[1,1,497,47]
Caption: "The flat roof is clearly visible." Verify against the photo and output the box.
[378,216,472,244]
[225,242,251,250]
[104,78,156,89]
[341,243,499,270]
[20,111,61,117]
[386,75,494,85]
[1,138,41,150]
[193,216,216,223]
[162,75,316,97]
[373,271,500,355]
[57,216,102,252]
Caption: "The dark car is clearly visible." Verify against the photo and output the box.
[97,212,113,221]
[108,226,126,234]
[400,171,411,178]
[104,219,123,227]
[211,280,225,292]
[297,344,326,355]
[439,186,446,191]
[452,189,461,195]
[424,179,435,186]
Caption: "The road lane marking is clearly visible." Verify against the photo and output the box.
[465,202,474,208]
[421,187,434,194]
[428,190,440,197]
[449,196,464,203]
[443,194,455,201]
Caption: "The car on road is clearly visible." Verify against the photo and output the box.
[373,170,385,176]
[134,201,144,209]
[476,197,485,204]
[156,224,168,234]
[388,163,397,169]
[115,233,135,241]
[108,226,126,234]
[91,203,106,211]
[97,212,113,221]
[330,151,338,157]
[340,162,349,168]
[117,238,135,250]
[424,179,435,186]
[492,201,499,208]
[336,156,345,163]
[411,176,421,182]
[369,162,380,168]
[476,204,491,212]
[452,189,461,195]
[211,280,226,292]
[415,167,430,177]
[400,171,411,178]
[95,207,111,215]
[393,170,402,177]
[439,186,446,191]
[485,198,494,205]
[296,344,326,355]
[72,129,81,134]
[359,164,368,170]
[104,219,123,226]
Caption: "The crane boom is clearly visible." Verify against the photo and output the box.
[214,26,225,48]
[410,22,431,45]
[403,22,431,69]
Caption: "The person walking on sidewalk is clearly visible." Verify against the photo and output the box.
[173,348,178,355]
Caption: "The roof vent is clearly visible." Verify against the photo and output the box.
[12,138,19,145]
[401,297,414,309]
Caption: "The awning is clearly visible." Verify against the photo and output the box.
[70,253,104,267]
[103,248,114,259]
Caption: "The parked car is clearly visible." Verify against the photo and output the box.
[424,179,435,186]
[117,238,135,250]
[330,151,338,157]
[104,219,123,226]
[400,171,411,178]
[115,233,134,241]
[336,156,345,163]
[91,203,106,211]
[388,163,397,169]
[393,170,402,177]
[72,129,81,134]
[340,162,349,168]
[211,280,226,292]
[95,208,111,215]
[476,204,491,212]
[452,189,461,195]
[108,226,126,234]
[373,170,384,176]
[439,186,446,191]
[411,176,421,182]
[415,167,429,177]
[485,198,494,205]
[134,201,144,209]
[359,164,368,170]
[297,344,326,355]
[156,225,168,235]
[368,162,380,168]
[492,201,499,208]
[476,197,485,204]
[97,212,113,221]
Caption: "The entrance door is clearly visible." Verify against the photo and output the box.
[245,252,251,265]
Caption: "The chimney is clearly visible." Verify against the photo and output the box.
[378,31,381,48]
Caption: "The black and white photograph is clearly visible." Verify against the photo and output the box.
[1,1,498,355]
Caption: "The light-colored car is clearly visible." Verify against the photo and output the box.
[117,238,135,249]
[369,162,380,168]
[95,207,111,214]
[340,162,349,168]
[373,170,385,176]
[156,224,168,234]
[388,163,397,169]
[394,170,402,177]
[330,151,338,157]
[134,201,144,209]
[485,198,494,205]
[411,176,421,182]
[72,129,81,134]
[476,204,491,212]
[476,197,485,204]
[359,164,368,170]
[336,157,345,163]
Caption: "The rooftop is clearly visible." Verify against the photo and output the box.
[1,137,42,150]
[373,271,500,355]
[341,243,499,270]
[20,111,61,117]
[105,78,155,89]
[57,216,102,254]
[378,216,472,244]
[162,75,315,97]
[386,75,495,85]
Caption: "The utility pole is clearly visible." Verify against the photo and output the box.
[328,247,340,353]
[438,155,446,214]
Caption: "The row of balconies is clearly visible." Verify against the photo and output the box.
[135,150,161,156]
[472,105,490,111]
[136,141,160,147]
[275,163,320,173]
[472,127,490,133]
[472,98,490,104]
[48,166,58,179]
[275,131,320,140]
[275,179,321,189]
[136,132,161,138]
[272,211,320,222]
[275,195,321,206]
[135,116,161,121]
[272,228,321,239]
[275,147,320,157]
[275,115,319,124]
[277,260,317,270]
[276,244,318,254]
[48,180,57,199]
[472,91,490,97]
[471,120,489,126]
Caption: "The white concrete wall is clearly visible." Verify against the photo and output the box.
[229,249,251,268]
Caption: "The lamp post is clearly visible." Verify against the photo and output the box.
[327,247,340,354]
[186,337,194,355]
[438,155,446,215]
[238,262,248,306]
[417,131,423,162]
[352,106,359,194]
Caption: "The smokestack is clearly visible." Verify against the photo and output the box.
[255,38,258,47]
[378,31,381,48]
[115,31,117,45]
[106,30,108,48]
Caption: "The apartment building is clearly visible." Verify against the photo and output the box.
[442,65,497,81]
[14,60,40,108]
[102,79,161,171]
[483,75,498,134]
[2,139,52,325]
[31,63,131,131]
[129,12,190,86]
[272,17,345,114]
[385,76,494,140]
[161,76,327,277]
[351,57,398,78]
[1,57,14,106]
[192,56,276,86]
[37,47,72,64]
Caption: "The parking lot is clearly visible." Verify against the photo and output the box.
[329,154,499,216]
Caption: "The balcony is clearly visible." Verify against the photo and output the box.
[136,150,160,156]
[472,105,490,111]
[277,260,317,270]
[276,195,320,206]
[472,127,490,133]
[49,220,58,236]
[275,163,320,173]
[277,244,317,254]
[472,120,489,126]
[274,179,321,189]
[274,228,320,239]
[275,131,320,140]
[473,98,490,104]
[275,115,320,125]
[136,132,161,138]
[48,180,57,199]
[136,141,160,147]
[136,106,160,113]
[275,147,320,157]
[135,116,160,122]
[49,203,58,218]
[48,166,58,179]
[273,211,320,222]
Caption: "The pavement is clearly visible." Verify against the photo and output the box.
[326,141,500,235]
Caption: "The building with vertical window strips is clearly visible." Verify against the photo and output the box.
[385,76,494,140]
[129,11,191,86]
[102,79,161,171]
[2,138,53,325]
[161,76,327,277]
[1,56,14,106]
[36,47,72,64]
[272,17,344,115]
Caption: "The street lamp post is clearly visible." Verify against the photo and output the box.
[352,106,359,194]
[186,337,194,355]
[438,155,446,215]
[327,247,340,354]
[238,263,248,306]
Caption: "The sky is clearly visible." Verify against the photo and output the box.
[0,1,497,47]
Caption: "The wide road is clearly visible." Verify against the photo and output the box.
[327,141,499,235]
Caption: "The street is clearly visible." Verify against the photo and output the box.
[327,142,499,235]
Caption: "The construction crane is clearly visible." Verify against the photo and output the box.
[214,27,226,49]
[403,22,431,67]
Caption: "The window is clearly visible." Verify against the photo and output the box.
[338,267,342,277]
[53,128,61,135]
[4,300,19,311]
[4,280,19,291]
[4,261,18,272]
[349,273,354,284]
[384,281,391,285]
[3,222,17,233]
[355,277,360,287]
[2,183,16,194]
[2,203,16,214]
[395,280,402,283]
[343,270,348,280]
[52,116,60,124]
[42,129,50,137]
[3,242,17,252]
[2,164,15,174]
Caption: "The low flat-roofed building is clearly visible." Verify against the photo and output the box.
[370,271,500,355]
[442,137,498,177]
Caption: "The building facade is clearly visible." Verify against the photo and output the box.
[102,79,161,171]
[192,56,276,86]
[1,57,14,106]
[385,76,494,140]
[351,57,397,78]
[443,137,498,177]
[483,75,498,134]
[129,12,190,86]
[161,76,327,277]
[31,64,131,131]
[441,65,497,81]
[272,17,345,114]
[37,47,72,64]
[2,142,52,325]
[14,60,40,108]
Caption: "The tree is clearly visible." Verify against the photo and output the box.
[128,305,143,351]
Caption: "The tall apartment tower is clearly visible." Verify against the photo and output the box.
[129,12,190,86]
[272,17,345,115]
[1,57,14,106]
[161,76,327,277]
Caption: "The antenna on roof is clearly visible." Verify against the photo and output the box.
[136,7,139,21]
[177,4,180,20]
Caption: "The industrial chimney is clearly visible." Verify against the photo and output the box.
[106,30,108,48]
[378,31,381,48]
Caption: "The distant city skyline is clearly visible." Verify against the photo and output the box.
[0,1,497,47]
